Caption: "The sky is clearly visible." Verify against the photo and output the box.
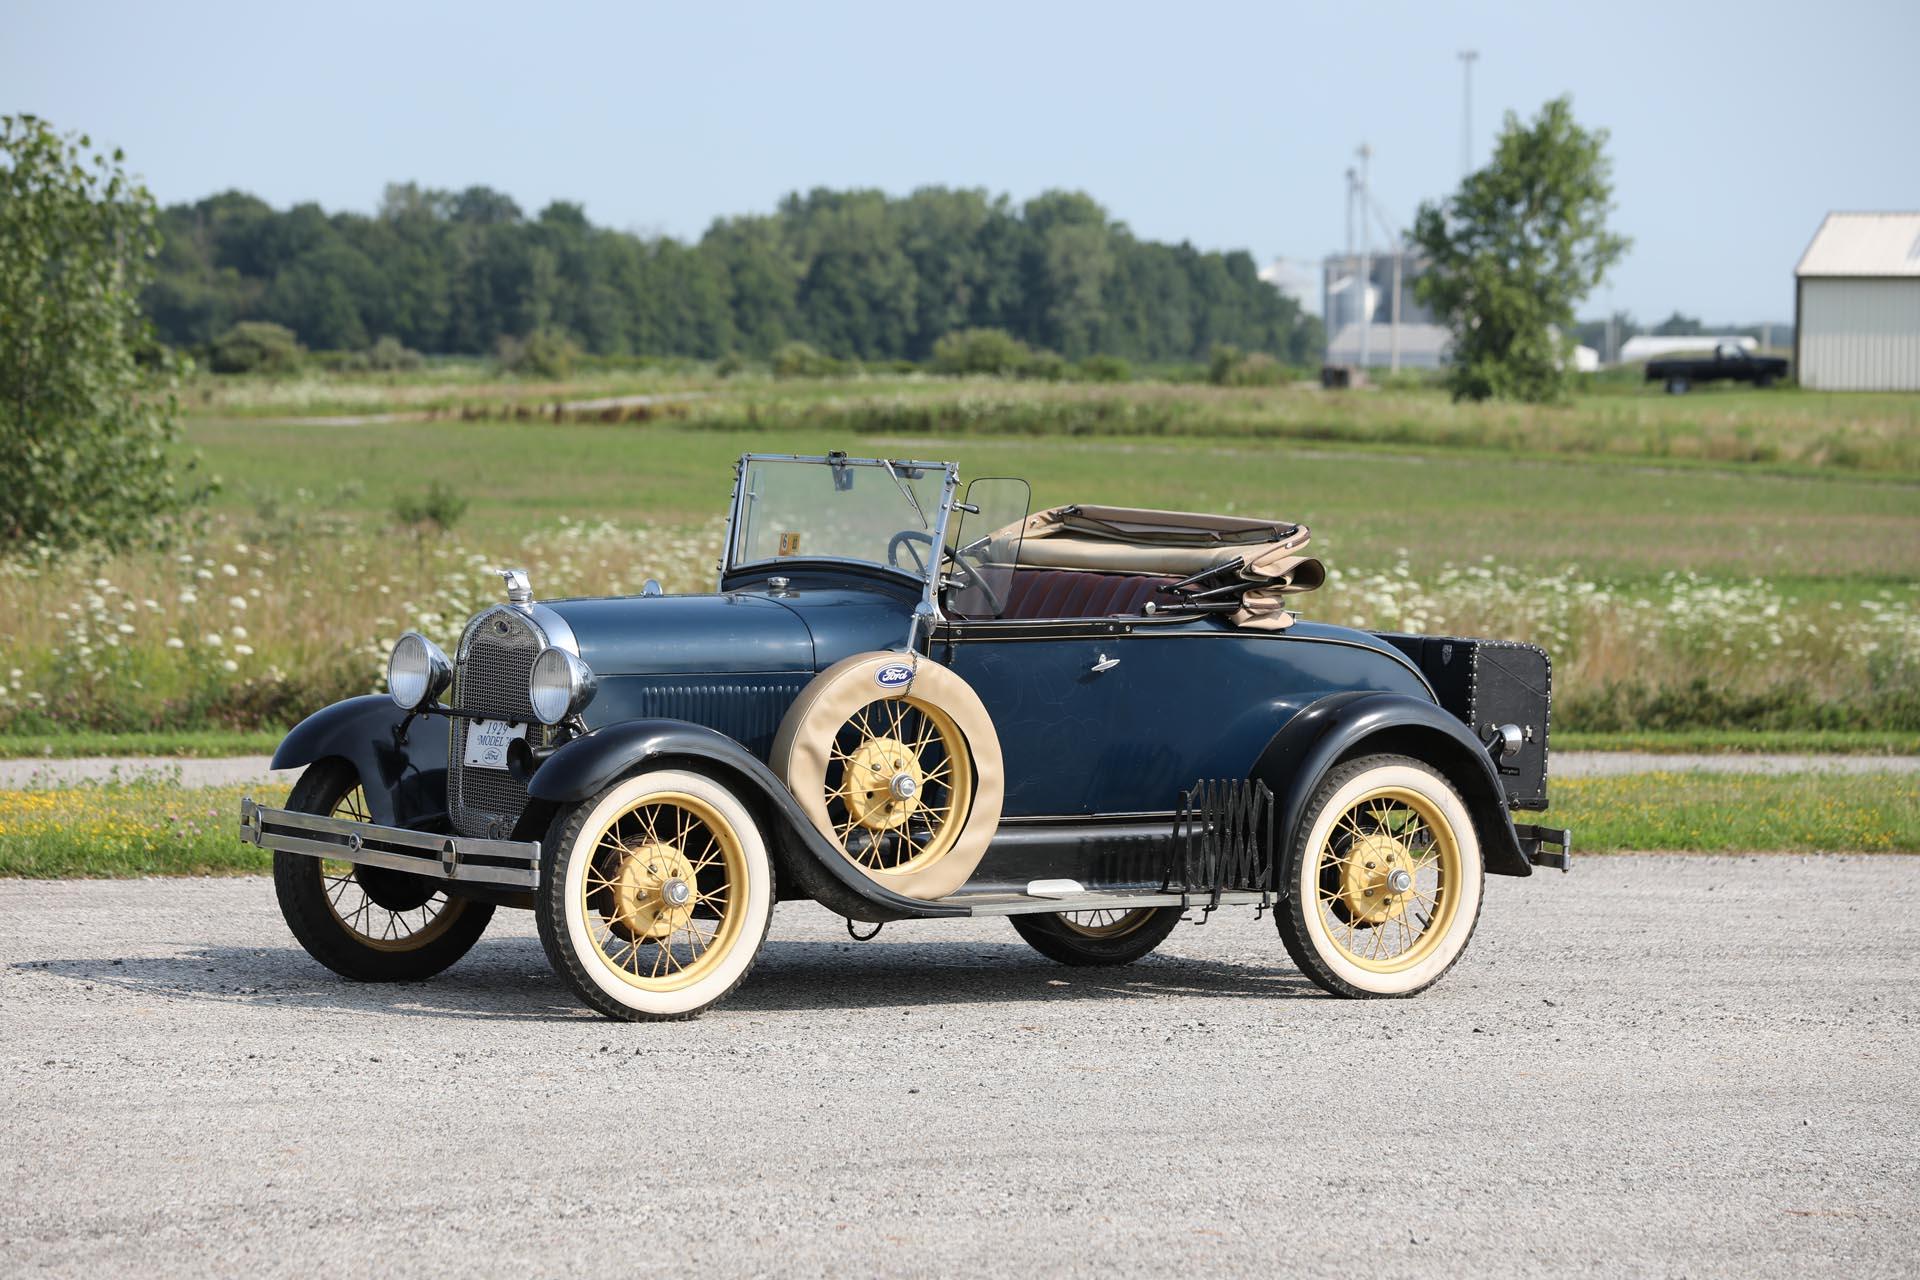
[7,0,1916,325]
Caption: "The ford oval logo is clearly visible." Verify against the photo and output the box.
[874,663,913,690]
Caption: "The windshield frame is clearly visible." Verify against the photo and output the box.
[721,452,961,611]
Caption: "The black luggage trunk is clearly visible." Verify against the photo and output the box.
[1375,634,1552,810]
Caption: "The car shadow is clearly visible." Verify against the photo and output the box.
[10,935,1321,1023]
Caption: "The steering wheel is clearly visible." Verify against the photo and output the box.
[886,531,1007,616]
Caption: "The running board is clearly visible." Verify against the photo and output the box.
[951,889,1274,918]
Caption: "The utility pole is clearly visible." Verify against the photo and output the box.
[1458,50,1478,179]
[1357,143,1372,373]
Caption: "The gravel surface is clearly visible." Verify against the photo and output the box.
[6,751,1916,789]
[3,859,1915,1277]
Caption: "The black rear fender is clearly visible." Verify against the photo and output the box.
[1253,691,1532,878]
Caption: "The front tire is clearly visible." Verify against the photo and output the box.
[1276,754,1483,998]
[537,769,775,1021]
[273,759,494,982]
[1010,906,1183,966]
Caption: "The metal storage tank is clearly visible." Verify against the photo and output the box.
[1794,213,1920,391]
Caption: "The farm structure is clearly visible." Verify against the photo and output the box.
[1794,212,1920,391]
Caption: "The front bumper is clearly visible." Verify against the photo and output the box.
[239,797,541,890]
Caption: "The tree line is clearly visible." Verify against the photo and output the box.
[144,185,1321,366]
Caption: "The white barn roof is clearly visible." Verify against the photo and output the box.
[1795,212,1920,278]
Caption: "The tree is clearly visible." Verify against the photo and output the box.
[1653,311,1704,336]
[1411,96,1629,402]
[0,116,205,552]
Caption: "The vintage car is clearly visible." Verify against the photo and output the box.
[241,452,1569,1020]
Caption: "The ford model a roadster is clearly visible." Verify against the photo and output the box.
[242,453,1569,1020]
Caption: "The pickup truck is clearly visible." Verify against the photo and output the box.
[1644,344,1788,393]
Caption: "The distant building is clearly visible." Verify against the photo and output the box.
[1794,212,1920,391]
[1320,251,1435,368]
[1325,322,1451,370]
[1258,258,1322,318]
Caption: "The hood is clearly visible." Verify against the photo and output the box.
[543,592,815,677]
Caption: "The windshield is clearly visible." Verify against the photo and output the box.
[729,455,953,579]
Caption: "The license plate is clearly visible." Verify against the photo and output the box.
[463,719,527,770]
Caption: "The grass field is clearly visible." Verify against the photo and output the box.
[3,376,1914,739]
[2,771,1911,878]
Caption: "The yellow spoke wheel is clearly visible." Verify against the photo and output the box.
[578,791,747,993]
[1278,755,1484,999]
[1055,908,1159,940]
[771,652,1003,902]
[272,759,493,983]
[824,694,973,875]
[541,769,775,1021]
[317,785,466,953]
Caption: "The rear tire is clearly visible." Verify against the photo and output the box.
[1665,377,1690,394]
[1010,906,1182,967]
[1276,754,1483,999]
[273,759,494,982]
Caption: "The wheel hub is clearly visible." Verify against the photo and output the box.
[840,735,925,832]
[607,841,698,942]
[1339,833,1416,925]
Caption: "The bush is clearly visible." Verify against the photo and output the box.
[495,328,580,379]
[930,328,1033,377]
[714,351,747,378]
[210,321,304,375]
[391,480,469,534]
[348,335,424,373]
[1073,354,1132,383]
[772,341,850,378]
[1208,345,1287,387]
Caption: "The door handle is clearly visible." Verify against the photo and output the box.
[1090,653,1120,673]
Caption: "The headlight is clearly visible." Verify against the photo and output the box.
[387,632,452,710]
[528,646,597,725]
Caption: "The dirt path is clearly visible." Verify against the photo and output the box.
[3,859,1915,1277]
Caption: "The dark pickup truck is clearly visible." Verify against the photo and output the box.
[1645,344,1788,393]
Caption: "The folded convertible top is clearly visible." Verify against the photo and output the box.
[990,504,1326,629]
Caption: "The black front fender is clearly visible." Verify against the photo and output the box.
[526,719,966,922]
[272,694,448,829]
[1253,691,1532,878]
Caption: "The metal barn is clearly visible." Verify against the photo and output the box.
[1794,212,1920,391]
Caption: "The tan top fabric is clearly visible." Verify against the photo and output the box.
[991,504,1322,629]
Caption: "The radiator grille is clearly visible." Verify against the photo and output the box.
[448,607,545,839]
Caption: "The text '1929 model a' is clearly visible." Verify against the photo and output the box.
[241,453,1570,1020]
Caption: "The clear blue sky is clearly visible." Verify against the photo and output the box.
[8,0,1915,324]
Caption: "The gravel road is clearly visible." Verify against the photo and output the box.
[3,858,1915,1277]
[6,751,1915,789]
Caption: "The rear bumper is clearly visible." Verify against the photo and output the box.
[1515,822,1572,873]
[239,797,540,890]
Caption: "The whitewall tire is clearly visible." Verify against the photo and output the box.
[536,769,774,1021]
[1277,754,1484,998]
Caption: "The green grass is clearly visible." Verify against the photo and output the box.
[1551,772,1920,853]
[2,772,1910,878]
[0,782,286,877]
[1555,730,1920,755]
[186,416,1920,581]
[0,729,286,758]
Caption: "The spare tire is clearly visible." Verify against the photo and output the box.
[771,652,1003,901]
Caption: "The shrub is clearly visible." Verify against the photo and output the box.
[1208,345,1287,387]
[351,335,424,373]
[210,321,304,375]
[772,341,850,378]
[930,328,1033,377]
[391,480,469,534]
[714,351,747,378]
[1073,354,1132,383]
[495,328,580,379]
